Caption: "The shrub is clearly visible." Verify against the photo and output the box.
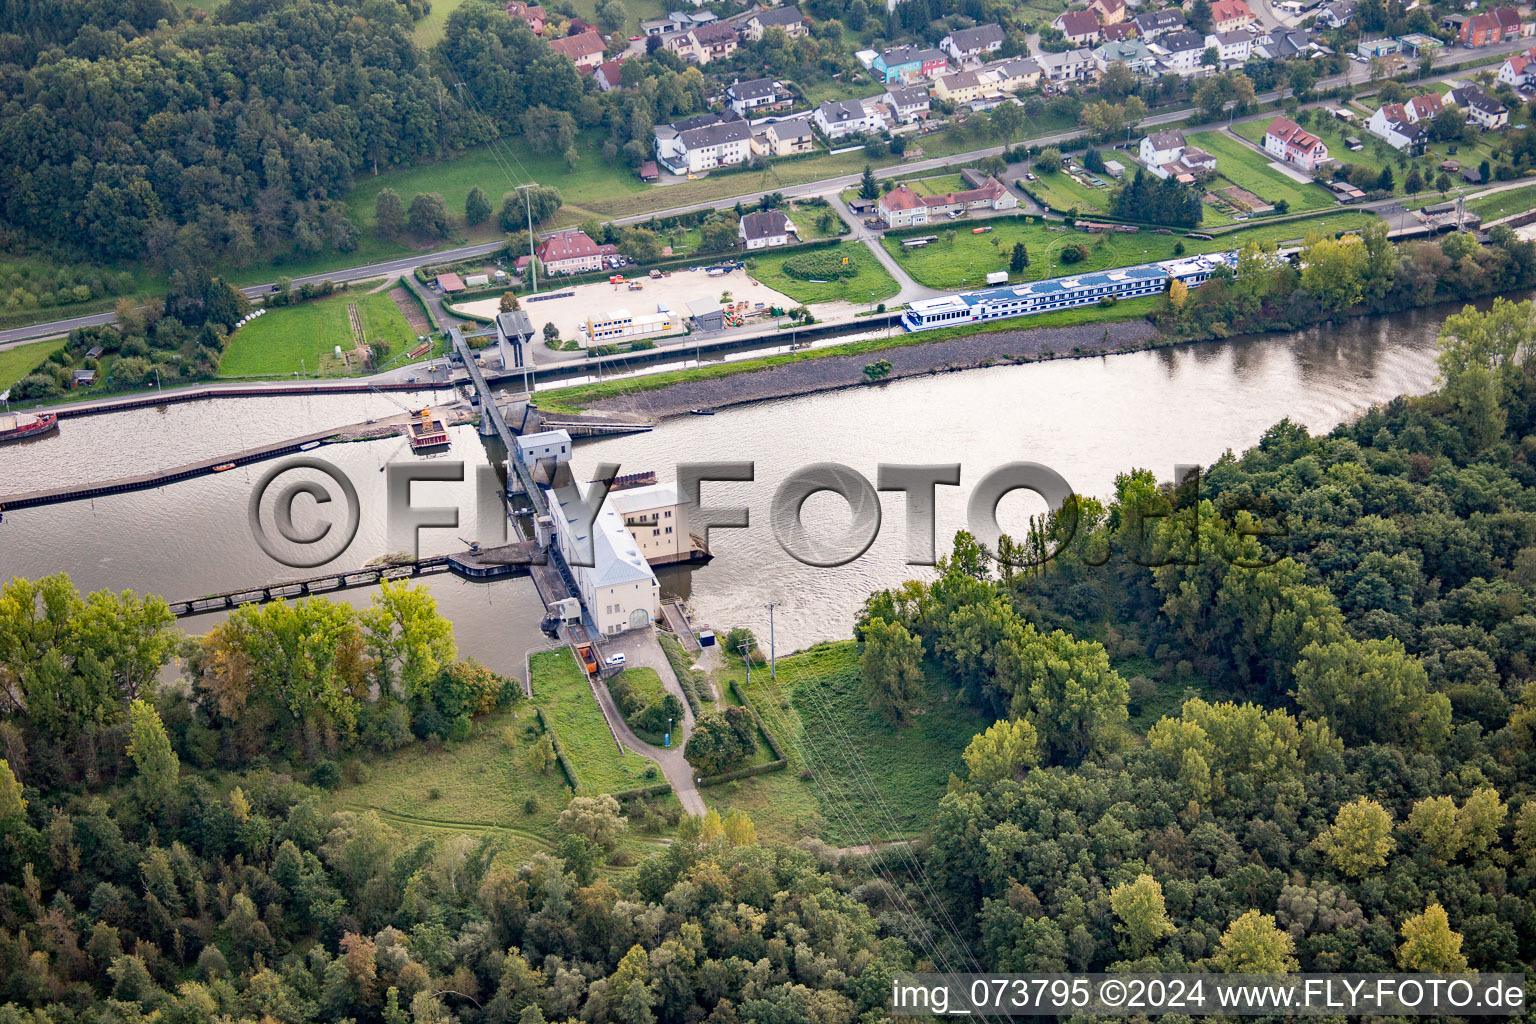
[781,250,857,281]
[1060,243,1088,264]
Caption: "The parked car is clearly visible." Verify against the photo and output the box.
[605,653,626,667]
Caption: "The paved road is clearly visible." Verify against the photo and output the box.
[589,630,707,816]
[1,39,1526,351]
[829,195,943,304]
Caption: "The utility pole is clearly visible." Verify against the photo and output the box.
[740,640,751,689]
[765,602,778,680]
[517,183,539,294]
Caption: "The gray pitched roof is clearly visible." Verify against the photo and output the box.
[739,210,791,239]
[948,23,1006,50]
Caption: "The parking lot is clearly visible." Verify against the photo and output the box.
[454,265,797,346]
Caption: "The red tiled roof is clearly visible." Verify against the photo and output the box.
[1209,0,1253,21]
[1267,115,1321,149]
[880,184,926,212]
[549,30,605,59]
[437,273,465,292]
[1057,10,1102,35]
[536,230,602,263]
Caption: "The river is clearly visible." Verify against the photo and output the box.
[0,304,1458,667]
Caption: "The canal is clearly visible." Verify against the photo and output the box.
[0,303,1465,665]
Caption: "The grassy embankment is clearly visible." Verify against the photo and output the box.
[704,641,988,847]
[0,338,60,393]
[882,210,1382,290]
[532,295,1162,415]
[748,244,901,305]
[218,286,418,378]
[530,649,665,793]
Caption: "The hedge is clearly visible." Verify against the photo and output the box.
[695,675,790,786]
[658,632,709,715]
[534,707,583,793]
[612,781,675,800]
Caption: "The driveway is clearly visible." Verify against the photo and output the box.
[593,629,706,816]
[828,195,944,306]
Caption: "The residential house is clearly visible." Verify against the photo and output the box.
[1139,129,1217,179]
[686,21,740,62]
[1263,115,1330,169]
[1152,29,1207,74]
[1453,86,1509,129]
[1102,22,1140,40]
[1498,48,1535,87]
[942,23,1006,63]
[727,78,781,114]
[873,45,951,82]
[1139,128,1186,167]
[1368,103,1428,150]
[1253,28,1314,59]
[1459,11,1502,46]
[1132,8,1186,39]
[505,1,548,33]
[738,210,795,248]
[1314,0,1354,28]
[1035,47,1098,82]
[876,176,1017,227]
[1205,28,1254,62]
[1094,37,1157,73]
[753,116,817,156]
[1207,0,1256,31]
[933,69,992,105]
[1090,0,1128,24]
[987,56,1044,90]
[1492,6,1526,41]
[883,85,933,122]
[743,5,807,40]
[653,115,753,173]
[1053,10,1104,45]
[1403,92,1442,123]
[592,60,627,91]
[548,29,606,69]
[814,99,881,138]
[535,230,605,274]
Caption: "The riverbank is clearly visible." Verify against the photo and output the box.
[546,309,1165,420]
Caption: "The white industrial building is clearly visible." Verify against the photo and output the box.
[584,305,680,344]
[544,472,662,636]
[605,483,694,564]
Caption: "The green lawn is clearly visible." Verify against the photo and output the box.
[790,203,850,240]
[747,244,900,305]
[1231,116,1498,198]
[1186,130,1336,213]
[531,649,663,794]
[1469,182,1536,222]
[1026,167,1117,216]
[882,210,1385,290]
[707,641,989,847]
[218,287,418,378]
[322,707,676,869]
[0,338,60,393]
[347,136,650,241]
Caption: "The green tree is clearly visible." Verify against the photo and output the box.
[1397,904,1468,972]
[1211,910,1299,972]
[962,718,1039,785]
[620,228,662,264]
[1315,797,1396,877]
[1407,795,1463,863]
[362,581,457,704]
[1293,637,1449,749]
[407,193,450,239]
[861,618,924,724]
[558,794,627,849]
[597,0,627,33]
[465,186,492,226]
[127,698,179,805]
[859,165,879,200]
[0,759,24,822]
[1010,241,1028,273]
[1034,147,1063,174]
[375,188,406,238]
[1109,874,1172,957]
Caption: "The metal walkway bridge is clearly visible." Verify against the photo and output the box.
[450,327,545,516]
